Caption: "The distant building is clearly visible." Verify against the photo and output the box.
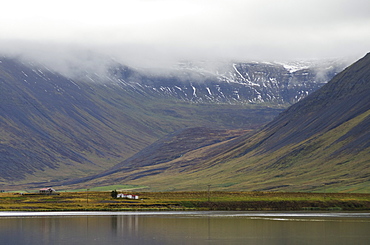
[39,187,56,194]
[117,193,139,199]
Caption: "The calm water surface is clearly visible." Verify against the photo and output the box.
[1,211,370,245]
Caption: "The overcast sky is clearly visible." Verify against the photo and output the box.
[1,0,369,68]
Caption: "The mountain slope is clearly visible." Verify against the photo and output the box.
[234,52,370,156]
[79,53,370,192]
[0,57,283,187]
[0,55,348,189]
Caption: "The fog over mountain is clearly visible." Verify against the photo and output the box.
[1,0,369,72]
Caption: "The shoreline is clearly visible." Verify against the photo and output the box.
[1,210,370,217]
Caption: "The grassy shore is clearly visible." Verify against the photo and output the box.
[1,191,370,211]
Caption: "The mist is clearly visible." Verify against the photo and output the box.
[1,0,369,75]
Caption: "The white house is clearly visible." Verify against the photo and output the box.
[117,193,139,199]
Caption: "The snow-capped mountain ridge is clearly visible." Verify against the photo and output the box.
[107,59,347,105]
[6,55,347,105]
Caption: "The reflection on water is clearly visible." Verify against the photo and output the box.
[1,212,370,245]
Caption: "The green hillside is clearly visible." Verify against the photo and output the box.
[73,53,370,193]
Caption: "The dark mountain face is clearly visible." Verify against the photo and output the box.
[0,55,347,188]
[0,58,151,182]
[253,53,370,154]
[77,53,370,193]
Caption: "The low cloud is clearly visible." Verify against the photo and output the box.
[1,0,369,74]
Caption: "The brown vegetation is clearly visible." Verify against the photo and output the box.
[1,191,370,211]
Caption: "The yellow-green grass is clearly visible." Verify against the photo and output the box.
[1,191,370,212]
[118,110,370,193]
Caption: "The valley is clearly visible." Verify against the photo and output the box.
[1,53,368,193]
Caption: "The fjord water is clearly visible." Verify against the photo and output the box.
[1,212,370,245]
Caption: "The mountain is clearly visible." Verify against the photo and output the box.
[0,55,346,189]
[74,53,370,193]
[0,58,278,187]
[110,59,345,105]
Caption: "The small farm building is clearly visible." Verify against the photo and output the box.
[39,187,56,194]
